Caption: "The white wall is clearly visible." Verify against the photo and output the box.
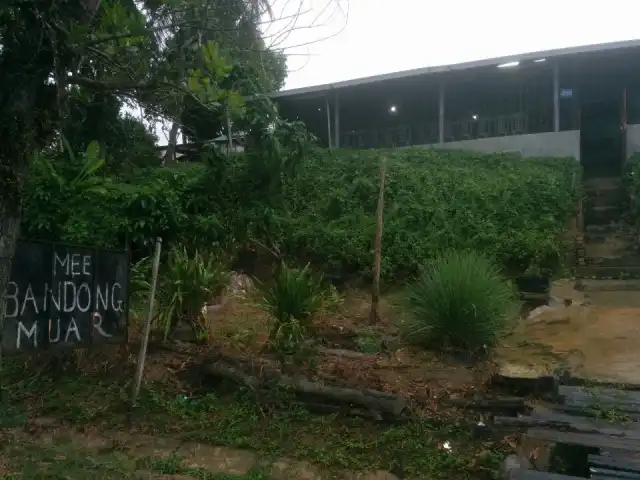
[425,130,581,160]
[626,124,640,159]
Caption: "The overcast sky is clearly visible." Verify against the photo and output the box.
[280,0,640,91]
[152,0,640,144]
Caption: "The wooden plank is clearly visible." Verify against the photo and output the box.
[507,468,585,479]
[533,410,640,432]
[559,386,640,402]
[559,386,640,413]
[591,475,640,480]
[589,454,640,473]
[565,398,640,414]
[494,415,640,439]
[526,429,640,452]
[537,402,640,421]
[589,468,640,478]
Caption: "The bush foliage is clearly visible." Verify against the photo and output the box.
[22,148,580,281]
[625,153,640,224]
[257,262,327,359]
[282,149,580,279]
[401,251,518,352]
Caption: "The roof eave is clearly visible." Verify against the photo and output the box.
[271,38,640,100]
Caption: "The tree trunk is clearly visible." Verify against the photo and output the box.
[163,122,180,164]
[0,92,36,370]
[163,28,187,165]
[226,101,233,155]
[0,211,21,369]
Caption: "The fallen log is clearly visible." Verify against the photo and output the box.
[444,396,527,411]
[317,347,377,359]
[201,358,407,417]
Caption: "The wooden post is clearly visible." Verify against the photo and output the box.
[325,96,332,148]
[370,157,386,323]
[226,100,233,155]
[130,237,162,411]
[553,63,560,133]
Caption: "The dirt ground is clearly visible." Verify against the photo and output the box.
[497,280,640,384]
[0,289,504,480]
[0,424,400,479]
[9,280,640,477]
[204,289,494,403]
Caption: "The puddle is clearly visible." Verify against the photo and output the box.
[498,280,640,385]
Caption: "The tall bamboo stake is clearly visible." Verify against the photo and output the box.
[370,156,386,323]
[131,237,162,410]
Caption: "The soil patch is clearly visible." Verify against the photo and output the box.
[498,281,640,384]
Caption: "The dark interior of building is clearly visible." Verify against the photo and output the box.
[276,45,640,178]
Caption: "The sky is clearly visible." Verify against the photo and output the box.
[278,0,640,91]
[152,0,640,144]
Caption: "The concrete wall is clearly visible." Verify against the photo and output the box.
[426,130,581,160]
[626,124,640,159]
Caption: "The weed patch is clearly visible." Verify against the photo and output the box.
[0,355,507,479]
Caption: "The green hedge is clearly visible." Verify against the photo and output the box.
[625,153,640,221]
[21,148,581,281]
[624,153,640,254]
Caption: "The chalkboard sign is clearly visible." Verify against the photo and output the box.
[2,240,129,352]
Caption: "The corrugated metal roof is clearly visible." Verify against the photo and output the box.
[272,39,640,99]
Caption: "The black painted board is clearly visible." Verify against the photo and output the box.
[526,429,640,452]
[50,244,95,348]
[2,241,52,350]
[2,240,129,352]
[92,249,128,343]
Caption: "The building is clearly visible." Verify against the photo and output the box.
[272,39,640,178]
[155,132,246,161]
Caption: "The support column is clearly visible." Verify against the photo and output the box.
[438,82,445,145]
[553,63,560,132]
[325,96,332,148]
[334,91,340,148]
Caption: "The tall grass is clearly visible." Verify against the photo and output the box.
[156,247,230,340]
[257,262,327,358]
[401,251,518,353]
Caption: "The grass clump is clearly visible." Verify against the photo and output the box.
[402,250,518,353]
[257,262,327,359]
[156,247,230,341]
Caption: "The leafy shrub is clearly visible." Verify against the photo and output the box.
[22,147,580,282]
[257,262,325,357]
[355,331,383,354]
[401,250,518,353]
[156,247,230,341]
[625,153,640,223]
[281,149,580,280]
[128,256,152,318]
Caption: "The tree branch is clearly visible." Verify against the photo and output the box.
[67,76,160,92]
